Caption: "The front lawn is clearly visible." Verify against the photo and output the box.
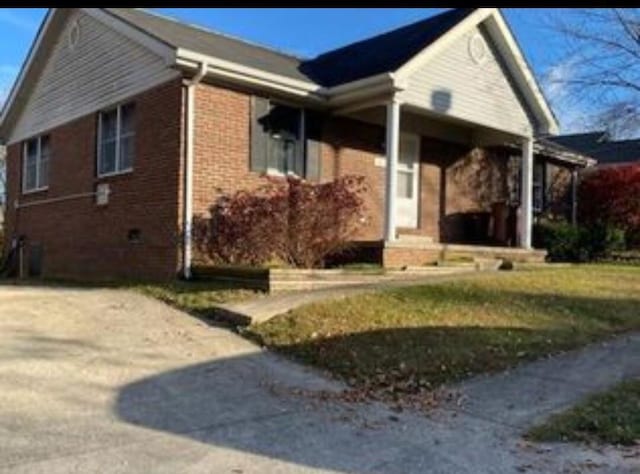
[134,281,262,320]
[527,379,640,446]
[250,265,640,396]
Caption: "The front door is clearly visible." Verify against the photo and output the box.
[396,133,420,228]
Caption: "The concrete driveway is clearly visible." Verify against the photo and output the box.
[0,286,637,474]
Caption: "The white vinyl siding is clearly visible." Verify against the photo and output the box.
[22,135,50,193]
[10,10,178,145]
[98,103,135,176]
[400,23,534,137]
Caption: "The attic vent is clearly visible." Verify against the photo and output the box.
[68,20,80,51]
[468,32,487,65]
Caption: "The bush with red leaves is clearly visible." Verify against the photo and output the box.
[193,175,369,268]
[579,164,640,247]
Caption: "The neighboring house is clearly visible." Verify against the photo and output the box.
[0,8,595,280]
[548,131,640,168]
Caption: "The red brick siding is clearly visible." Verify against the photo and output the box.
[192,83,270,217]
[4,79,184,281]
[189,82,513,246]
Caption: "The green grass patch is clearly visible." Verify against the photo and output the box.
[527,379,640,446]
[134,280,262,319]
[250,265,640,391]
[335,263,385,274]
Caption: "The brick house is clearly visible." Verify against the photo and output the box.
[0,8,594,281]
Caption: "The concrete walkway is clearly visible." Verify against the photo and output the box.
[0,286,638,473]
[219,270,504,324]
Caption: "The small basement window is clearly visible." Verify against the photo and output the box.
[97,102,135,177]
[22,135,50,193]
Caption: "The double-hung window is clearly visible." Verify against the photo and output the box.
[250,96,322,180]
[22,135,50,193]
[97,102,135,176]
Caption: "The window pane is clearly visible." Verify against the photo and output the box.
[268,137,287,173]
[99,109,117,175]
[100,141,117,175]
[397,170,414,199]
[533,162,544,211]
[100,109,117,141]
[38,155,49,188]
[120,103,135,135]
[24,139,38,190]
[26,138,38,166]
[266,104,300,175]
[268,105,300,140]
[38,136,50,188]
[25,162,37,190]
[119,135,134,171]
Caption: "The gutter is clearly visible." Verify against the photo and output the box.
[175,50,405,106]
[182,61,207,280]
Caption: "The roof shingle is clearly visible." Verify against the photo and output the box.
[105,8,476,88]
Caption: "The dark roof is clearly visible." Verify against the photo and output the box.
[548,131,640,165]
[534,137,594,166]
[546,131,608,152]
[105,8,312,83]
[105,8,475,88]
[300,8,476,87]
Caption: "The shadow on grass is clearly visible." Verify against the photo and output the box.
[251,290,640,387]
[115,310,638,472]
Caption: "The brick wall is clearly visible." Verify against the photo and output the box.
[189,82,512,247]
[4,79,184,281]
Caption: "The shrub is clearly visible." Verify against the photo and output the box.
[193,175,369,268]
[579,164,640,247]
[580,221,626,260]
[534,218,625,262]
[534,219,584,262]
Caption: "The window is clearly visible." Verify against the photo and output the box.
[97,103,135,176]
[22,135,50,193]
[507,156,546,213]
[266,104,302,175]
[250,96,322,180]
[533,161,545,213]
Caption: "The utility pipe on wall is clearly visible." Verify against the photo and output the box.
[183,62,208,280]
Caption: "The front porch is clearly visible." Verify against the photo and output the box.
[383,239,547,267]
[332,95,540,267]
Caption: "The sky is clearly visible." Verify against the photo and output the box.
[0,8,592,134]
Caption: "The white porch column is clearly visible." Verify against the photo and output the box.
[519,137,534,249]
[384,96,401,242]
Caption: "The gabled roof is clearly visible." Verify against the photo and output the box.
[1,7,559,142]
[104,8,311,84]
[548,131,640,165]
[106,8,475,89]
[300,9,475,87]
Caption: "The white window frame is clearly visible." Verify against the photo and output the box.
[97,103,135,178]
[22,135,50,194]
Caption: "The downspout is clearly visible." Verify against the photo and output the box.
[183,61,207,280]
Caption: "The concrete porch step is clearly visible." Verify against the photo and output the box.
[396,234,434,245]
